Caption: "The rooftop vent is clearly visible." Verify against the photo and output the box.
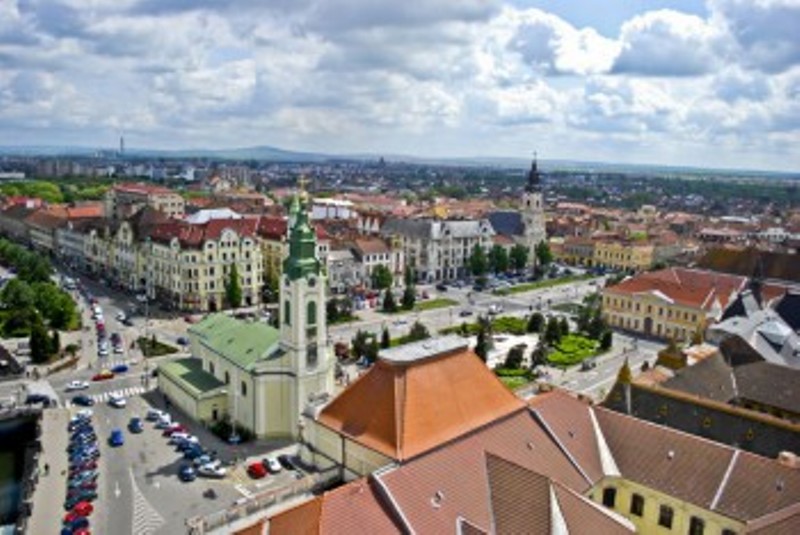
[431,491,444,509]
[667,450,675,460]
[778,451,800,469]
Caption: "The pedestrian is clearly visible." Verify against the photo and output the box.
[44,463,49,475]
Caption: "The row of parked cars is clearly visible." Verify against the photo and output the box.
[62,411,98,534]
[246,454,299,480]
[144,409,228,482]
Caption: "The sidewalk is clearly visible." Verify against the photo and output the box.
[28,408,69,535]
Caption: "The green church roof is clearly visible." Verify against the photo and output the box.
[283,192,320,281]
[189,313,286,371]
[158,357,225,398]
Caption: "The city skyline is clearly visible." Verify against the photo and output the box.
[1,0,798,172]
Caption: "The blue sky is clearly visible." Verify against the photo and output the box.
[0,0,798,171]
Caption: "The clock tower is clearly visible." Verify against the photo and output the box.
[521,153,547,265]
[280,184,334,425]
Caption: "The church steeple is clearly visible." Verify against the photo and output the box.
[526,152,541,193]
[283,177,320,281]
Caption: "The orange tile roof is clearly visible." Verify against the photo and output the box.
[605,268,747,310]
[318,340,525,461]
[114,182,175,195]
[268,478,401,535]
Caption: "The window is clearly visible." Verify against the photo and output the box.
[284,301,291,326]
[241,381,247,397]
[688,517,705,535]
[209,362,215,375]
[658,505,674,529]
[224,372,229,384]
[602,487,617,508]
[629,494,644,517]
[307,301,317,326]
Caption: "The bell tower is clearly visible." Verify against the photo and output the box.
[280,178,334,424]
[521,153,546,265]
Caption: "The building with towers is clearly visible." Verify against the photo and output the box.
[156,182,334,439]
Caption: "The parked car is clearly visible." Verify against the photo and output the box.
[111,364,129,374]
[176,336,189,346]
[263,457,282,474]
[110,332,121,344]
[162,424,186,437]
[146,408,167,422]
[65,381,89,392]
[24,393,51,406]
[72,395,94,407]
[277,454,298,471]
[168,432,192,445]
[115,311,126,321]
[128,417,144,433]
[108,394,126,408]
[178,465,196,482]
[458,309,473,317]
[183,446,206,460]
[64,490,97,511]
[197,462,226,479]
[192,454,215,467]
[121,317,134,327]
[92,370,114,381]
[109,428,124,447]
[63,515,90,532]
[247,462,267,479]
[113,345,124,354]
[154,416,173,429]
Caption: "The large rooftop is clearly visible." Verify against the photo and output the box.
[378,335,467,365]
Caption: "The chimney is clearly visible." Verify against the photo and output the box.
[778,451,800,469]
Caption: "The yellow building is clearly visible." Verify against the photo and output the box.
[602,267,747,340]
[594,240,655,271]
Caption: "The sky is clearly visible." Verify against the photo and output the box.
[0,0,798,171]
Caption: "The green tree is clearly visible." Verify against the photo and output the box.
[600,330,613,350]
[407,321,430,342]
[381,327,391,349]
[402,266,416,310]
[544,316,562,346]
[488,245,509,274]
[225,264,242,309]
[559,317,570,336]
[371,265,393,290]
[1,279,35,310]
[351,330,371,360]
[587,315,607,340]
[527,312,545,334]
[509,244,529,272]
[530,341,547,369]
[469,244,488,277]
[50,330,60,356]
[535,241,553,267]
[475,329,489,362]
[382,289,398,313]
[365,338,380,363]
[504,344,525,369]
[326,298,341,323]
[29,318,51,364]
[263,269,279,304]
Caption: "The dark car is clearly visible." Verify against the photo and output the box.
[63,515,90,532]
[121,317,134,327]
[277,454,297,471]
[24,393,51,406]
[128,417,144,434]
[176,336,189,346]
[64,491,98,511]
[184,446,205,460]
[178,465,196,482]
[72,395,95,407]
[435,283,448,292]
[111,364,129,374]
[110,332,121,344]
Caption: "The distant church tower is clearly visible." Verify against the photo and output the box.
[280,180,334,428]
[521,153,547,264]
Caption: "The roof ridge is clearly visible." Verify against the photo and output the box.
[588,406,620,478]
[710,450,739,511]
[530,407,594,487]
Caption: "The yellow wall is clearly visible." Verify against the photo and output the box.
[303,419,393,480]
[602,291,703,341]
[590,477,743,535]
[594,242,654,271]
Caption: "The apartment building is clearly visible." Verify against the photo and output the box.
[105,182,185,219]
[602,268,748,341]
[349,237,404,288]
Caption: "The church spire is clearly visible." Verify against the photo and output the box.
[283,176,320,281]
[526,151,541,193]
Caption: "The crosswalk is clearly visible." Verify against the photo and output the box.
[130,467,165,535]
[234,483,254,498]
[65,385,152,407]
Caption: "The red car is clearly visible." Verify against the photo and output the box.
[162,424,186,437]
[91,370,114,381]
[70,461,98,474]
[247,462,267,479]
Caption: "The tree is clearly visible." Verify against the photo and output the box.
[600,330,613,350]
[468,244,488,277]
[407,321,430,342]
[587,315,607,340]
[29,318,50,364]
[351,330,371,360]
[475,329,489,362]
[527,312,545,333]
[326,298,341,323]
[50,330,60,356]
[544,316,562,345]
[1,278,35,310]
[225,264,242,309]
[402,268,416,311]
[381,327,391,349]
[535,241,553,267]
[559,317,570,336]
[371,265,393,290]
[504,344,525,369]
[530,341,547,369]
[263,269,279,304]
[382,289,398,313]
[691,325,704,345]
[488,245,509,274]
[365,338,380,363]
[510,244,529,272]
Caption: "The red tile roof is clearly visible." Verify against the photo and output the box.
[318,344,525,461]
[113,182,175,195]
[149,217,258,248]
[268,478,402,535]
[605,268,747,310]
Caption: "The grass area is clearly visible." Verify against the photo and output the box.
[551,302,583,315]
[493,274,594,296]
[137,337,179,358]
[441,315,528,336]
[495,368,534,390]
[414,298,458,312]
[328,314,360,325]
[547,334,599,366]
[498,375,531,390]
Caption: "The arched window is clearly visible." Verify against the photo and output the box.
[241,381,247,397]
[209,362,215,376]
[284,300,291,326]
[307,301,317,326]
[224,371,230,385]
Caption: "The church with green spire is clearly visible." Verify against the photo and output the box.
[157,179,334,440]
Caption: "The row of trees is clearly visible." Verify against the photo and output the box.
[467,241,553,278]
[349,320,431,364]
[0,239,53,283]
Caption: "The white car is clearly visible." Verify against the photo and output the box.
[76,409,94,419]
[108,393,127,408]
[146,408,167,421]
[65,380,89,392]
[264,457,282,473]
[113,345,124,354]
[197,462,227,479]
[115,311,126,321]
[169,432,197,445]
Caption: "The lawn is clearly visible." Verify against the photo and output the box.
[415,298,458,312]
[328,314,360,325]
[493,274,594,296]
[498,375,531,390]
[546,334,600,366]
[137,337,179,358]
[440,315,528,336]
